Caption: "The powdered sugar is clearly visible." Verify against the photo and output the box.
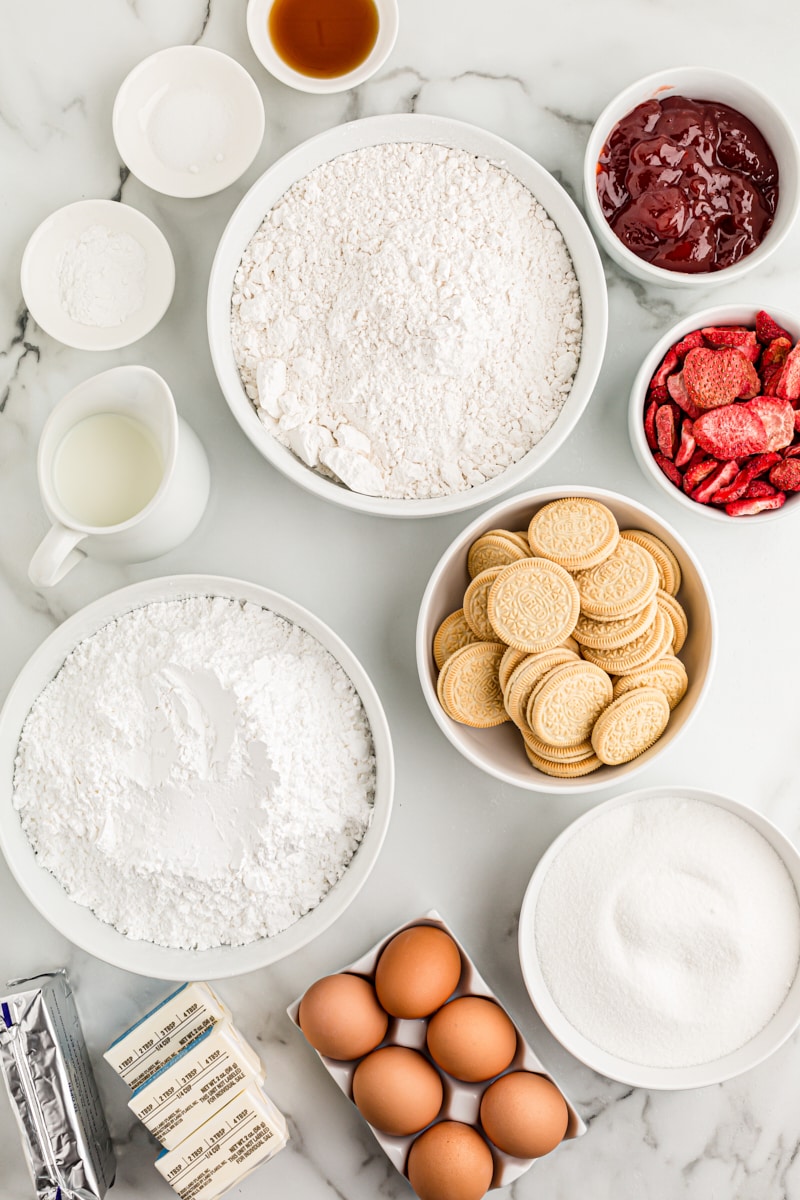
[57,223,147,327]
[231,142,582,499]
[12,597,375,950]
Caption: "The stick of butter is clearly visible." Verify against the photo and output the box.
[129,1022,265,1150]
[104,982,231,1091]
[155,1084,288,1200]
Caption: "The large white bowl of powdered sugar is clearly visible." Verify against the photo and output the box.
[518,786,800,1089]
[208,114,607,517]
[0,575,393,979]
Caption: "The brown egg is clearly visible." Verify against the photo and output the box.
[426,996,517,1082]
[352,1046,443,1136]
[375,925,462,1018]
[298,973,388,1060]
[480,1071,569,1158]
[407,1120,494,1200]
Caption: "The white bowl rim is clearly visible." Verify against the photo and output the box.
[208,112,608,518]
[518,784,800,1089]
[629,302,800,523]
[245,0,399,94]
[112,45,266,199]
[20,198,176,351]
[0,574,394,980]
[415,485,717,794]
[582,65,800,287]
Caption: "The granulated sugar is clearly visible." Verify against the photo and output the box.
[533,795,800,1068]
[13,597,375,950]
[231,142,582,499]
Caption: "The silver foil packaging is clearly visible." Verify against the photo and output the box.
[0,970,116,1200]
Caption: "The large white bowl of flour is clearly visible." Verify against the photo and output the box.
[0,575,394,979]
[208,114,607,517]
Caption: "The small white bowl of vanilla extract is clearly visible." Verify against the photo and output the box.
[246,0,399,93]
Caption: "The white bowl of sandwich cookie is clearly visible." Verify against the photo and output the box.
[416,486,716,794]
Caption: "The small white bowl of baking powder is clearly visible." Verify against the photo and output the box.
[21,198,175,351]
[113,46,265,199]
[518,786,800,1089]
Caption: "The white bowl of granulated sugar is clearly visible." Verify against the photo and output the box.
[208,113,607,517]
[518,786,800,1089]
[0,575,393,980]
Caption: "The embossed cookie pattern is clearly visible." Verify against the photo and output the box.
[430,499,693,779]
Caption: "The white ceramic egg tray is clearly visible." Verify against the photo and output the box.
[287,911,585,1190]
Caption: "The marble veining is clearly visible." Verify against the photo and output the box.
[2,0,800,1197]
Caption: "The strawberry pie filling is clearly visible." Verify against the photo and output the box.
[597,95,779,273]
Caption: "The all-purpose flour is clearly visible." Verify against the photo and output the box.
[231,142,582,499]
[13,597,375,950]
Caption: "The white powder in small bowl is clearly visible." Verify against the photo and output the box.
[533,794,800,1068]
[231,142,582,500]
[56,223,147,327]
[12,596,375,951]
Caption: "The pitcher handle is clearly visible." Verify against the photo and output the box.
[28,524,87,588]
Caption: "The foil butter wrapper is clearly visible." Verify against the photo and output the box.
[0,970,116,1200]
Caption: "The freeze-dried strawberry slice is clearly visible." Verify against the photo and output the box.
[656,403,680,458]
[683,347,760,410]
[760,338,792,396]
[652,346,680,389]
[736,355,762,399]
[755,310,791,344]
[691,461,739,503]
[682,448,708,474]
[701,326,760,362]
[683,348,739,409]
[675,330,706,359]
[783,443,800,459]
[654,452,683,489]
[710,452,782,505]
[744,480,777,499]
[648,384,670,405]
[760,336,791,372]
[762,366,784,396]
[747,451,782,476]
[693,405,769,460]
[644,399,659,451]
[795,411,800,434]
[775,345,800,402]
[667,371,703,420]
[746,397,794,452]
[769,458,800,491]
[712,477,748,505]
[674,419,696,468]
[682,456,719,493]
[725,493,786,516]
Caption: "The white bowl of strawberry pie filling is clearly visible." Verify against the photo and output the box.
[584,68,800,288]
[629,305,800,522]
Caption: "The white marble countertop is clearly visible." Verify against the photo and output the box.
[2,1,800,1197]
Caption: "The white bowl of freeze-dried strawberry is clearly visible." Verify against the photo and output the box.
[629,306,800,521]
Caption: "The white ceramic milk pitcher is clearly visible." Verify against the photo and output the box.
[29,365,210,587]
